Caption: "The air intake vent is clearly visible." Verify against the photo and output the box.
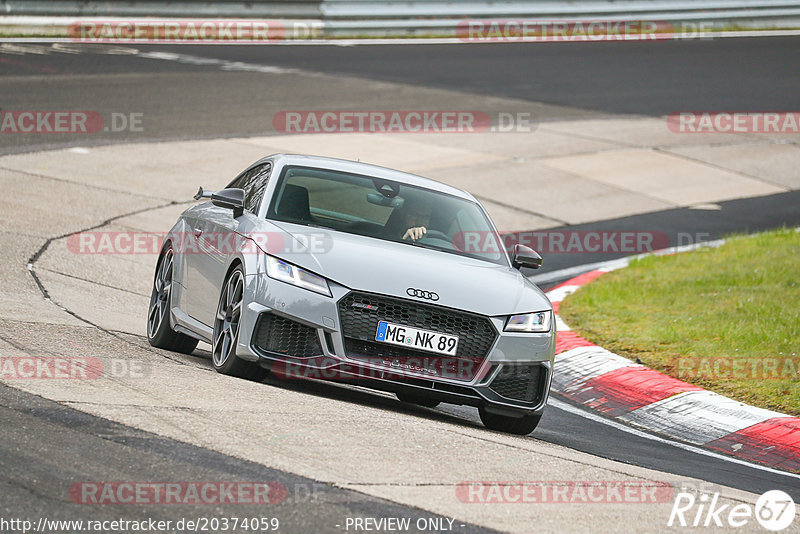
[489,364,545,403]
[253,314,322,358]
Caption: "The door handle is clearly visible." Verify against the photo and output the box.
[193,227,203,237]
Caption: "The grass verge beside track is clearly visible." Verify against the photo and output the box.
[560,228,800,416]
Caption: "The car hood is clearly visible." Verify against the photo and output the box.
[257,221,551,316]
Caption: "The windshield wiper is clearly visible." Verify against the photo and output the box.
[278,220,335,231]
[305,222,335,230]
[406,240,502,263]
[406,240,455,255]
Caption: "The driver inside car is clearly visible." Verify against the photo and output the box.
[400,200,433,241]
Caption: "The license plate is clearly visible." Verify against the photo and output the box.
[375,321,459,356]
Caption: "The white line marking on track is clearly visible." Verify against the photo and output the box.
[3,29,800,45]
[545,284,580,303]
[548,396,800,481]
[620,390,786,444]
[136,50,299,74]
[553,346,639,392]
[0,42,52,54]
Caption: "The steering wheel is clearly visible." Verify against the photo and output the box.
[416,230,453,246]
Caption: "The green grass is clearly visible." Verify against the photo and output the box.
[559,228,800,416]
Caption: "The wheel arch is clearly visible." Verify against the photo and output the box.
[226,257,245,278]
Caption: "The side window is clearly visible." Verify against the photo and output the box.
[245,164,271,214]
[226,163,272,214]
[227,168,251,190]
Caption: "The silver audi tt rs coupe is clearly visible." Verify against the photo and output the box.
[147,154,555,434]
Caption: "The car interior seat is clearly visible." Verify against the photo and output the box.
[276,184,312,223]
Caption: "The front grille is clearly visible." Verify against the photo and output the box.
[489,364,545,403]
[253,314,322,358]
[344,339,484,380]
[338,291,497,380]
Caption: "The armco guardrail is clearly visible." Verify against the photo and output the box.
[320,0,800,18]
[1,1,323,17]
[2,0,800,37]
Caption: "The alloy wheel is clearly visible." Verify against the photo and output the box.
[147,249,173,339]
[213,269,244,367]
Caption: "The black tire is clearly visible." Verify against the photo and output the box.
[147,245,199,354]
[479,407,542,435]
[212,265,268,382]
[396,391,440,408]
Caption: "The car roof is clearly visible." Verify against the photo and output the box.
[259,153,479,202]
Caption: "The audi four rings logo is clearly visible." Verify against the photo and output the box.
[407,288,439,301]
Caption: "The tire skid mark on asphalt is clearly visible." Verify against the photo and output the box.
[0,318,98,330]
[653,144,796,191]
[0,55,64,74]
[37,267,150,297]
[0,43,306,76]
[0,330,36,353]
[20,194,284,448]
[0,229,55,240]
[0,166,176,200]
[435,421,687,481]
[25,199,197,370]
[471,193,568,226]
[62,401,202,410]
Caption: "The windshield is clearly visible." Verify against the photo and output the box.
[266,165,509,266]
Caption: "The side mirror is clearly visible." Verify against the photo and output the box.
[511,244,543,270]
[194,186,213,200]
[211,188,245,218]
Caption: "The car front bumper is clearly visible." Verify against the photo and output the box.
[237,275,555,415]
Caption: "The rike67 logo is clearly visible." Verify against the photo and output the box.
[669,490,796,531]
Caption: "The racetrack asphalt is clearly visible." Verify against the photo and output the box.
[1,37,799,532]
[2,36,800,153]
[0,382,497,534]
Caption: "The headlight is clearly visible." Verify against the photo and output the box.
[265,255,331,297]
[504,311,551,332]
